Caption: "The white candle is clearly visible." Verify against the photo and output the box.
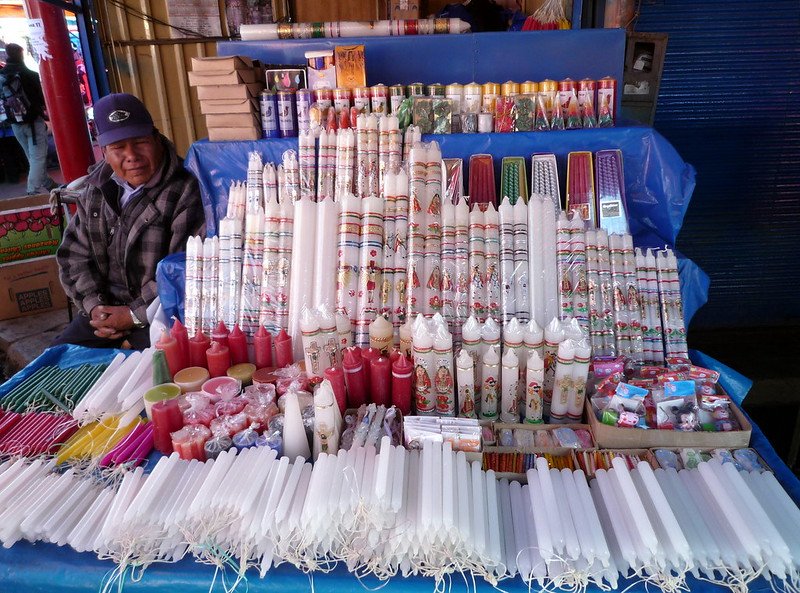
[298,130,316,200]
[201,235,220,335]
[525,350,544,424]
[334,128,356,200]
[300,308,323,377]
[593,468,638,569]
[381,170,397,320]
[398,317,413,356]
[610,457,659,557]
[423,142,443,318]
[542,198,559,324]
[480,345,500,419]
[468,204,486,322]
[513,198,530,323]
[288,196,317,360]
[483,203,501,321]
[184,236,202,336]
[260,192,281,332]
[412,315,435,415]
[566,339,591,422]
[498,196,516,323]
[355,194,385,347]
[500,347,519,422]
[432,317,455,416]
[548,338,575,422]
[480,316,501,359]
[504,317,525,412]
[406,143,428,319]
[391,168,410,342]
[313,380,340,459]
[441,194,457,329]
[542,317,564,416]
[335,193,361,327]
[453,197,470,340]
[239,204,266,337]
[313,197,339,312]
[524,466,554,562]
[336,312,353,351]
[275,196,293,330]
[316,305,339,369]
[456,349,476,418]
[527,194,545,328]
[549,468,581,560]
[622,234,644,363]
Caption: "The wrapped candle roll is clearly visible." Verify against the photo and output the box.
[542,318,565,415]
[432,316,455,416]
[335,194,361,327]
[548,339,576,423]
[468,205,487,321]
[566,340,591,422]
[412,315,435,415]
[456,349,476,418]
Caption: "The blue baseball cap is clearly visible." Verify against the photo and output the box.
[94,93,155,146]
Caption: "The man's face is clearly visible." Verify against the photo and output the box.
[102,134,163,187]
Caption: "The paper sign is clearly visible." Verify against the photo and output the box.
[27,19,52,61]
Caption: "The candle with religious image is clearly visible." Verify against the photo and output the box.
[548,339,575,423]
[480,345,500,419]
[483,203,501,321]
[566,339,591,422]
[432,315,455,416]
[455,349,476,418]
[542,317,565,415]
[468,204,486,321]
[406,144,428,319]
[316,306,340,369]
[525,349,544,423]
[300,309,324,378]
[423,142,444,317]
[355,195,385,347]
[411,315,435,415]
[500,348,519,423]
[336,313,353,351]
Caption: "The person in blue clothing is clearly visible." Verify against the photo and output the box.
[0,43,56,194]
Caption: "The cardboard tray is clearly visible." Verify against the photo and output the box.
[207,126,261,142]
[574,447,658,478]
[585,395,752,449]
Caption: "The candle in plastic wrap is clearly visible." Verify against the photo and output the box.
[335,194,361,326]
[288,197,317,361]
[355,195,385,347]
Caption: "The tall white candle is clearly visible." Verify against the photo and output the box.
[566,339,591,422]
[260,192,281,332]
[239,204,266,337]
[381,170,397,320]
[336,312,353,351]
[542,198,559,324]
[355,195,385,347]
[528,194,545,328]
[569,214,588,335]
[335,193,361,327]
[313,197,339,312]
[525,350,544,423]
[480,345,500,419]
[513,198,530,324]
[542,317,565,416]
[298,130,316,201]
[556,211,573,321]
[622,234,644,363]
[500,348,519,422]
[549,338,575,422]
[441,194,457,330]
[288,197,317,360]
[275,196,293,330]
[391,168,410,342]
[406,144,428,319]
[498,196,516,323]
[184,236,202,336]
[455,349,476,418]
[201,235,220,335]
[423,142,443,318]
[453,197,470,342]
[504,317,525,412]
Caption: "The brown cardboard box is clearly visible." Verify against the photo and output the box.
[199,97,260,115]
[0,257,67,321]
[205,112,261,128]
[207,126,261,142]
[334,45,366,89]
[196,83,264,102]
[190,55,255,73]
[585,395,752,449]
[189,69,260,87]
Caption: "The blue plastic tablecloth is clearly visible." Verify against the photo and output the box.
[0,347,797,593]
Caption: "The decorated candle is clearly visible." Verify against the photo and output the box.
[480,345,500,419]
[454,197,470,339]
[483,203,501,321]
[399,318,413,356]
[441,195,457,330]
[173,366,210,394]
[468,204,486,321]
[188,330,211,369]
[342,347,368,408]
[432,318,455,416]
[300,309,324,378]
[456,349,476,418]
[206,341,231,378]
[317,306,340,369]
[228,324,249,366]
[227,363,256,386]
[254,326,273,369]
[391,353,413,415]
[335,193,361,325]
[323,366,347,415]
[369,314,393,353]
[525,350,544,423]
[480,317,501,360]
[151,398,184,454]
[498,197,516,322]
[461,315,482,411]
[566,340,591,422]
[500,348,519,422]
[370,355,392,406]
[313,379,341,458]
[549,339,576,423]
[336,313,354,351]
[423,142,443,318]
[169,318,190,372]
[412,316,435,415]
[406,144,427,318]
[361,347,382,398]
[355,195,385,346]
[274,329,293,368]
[542,318,565,415]
[155,329,182,378]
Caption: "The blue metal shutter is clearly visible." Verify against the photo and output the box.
[635,0,800,328]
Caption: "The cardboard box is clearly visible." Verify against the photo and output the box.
[585,395,752,449]
[0,256,67,321]
[195,83,264,102]
[189,69,260,87]
[388,0,420,19]
[575,448,658,478]
[491,421,597,449]
[190,55,255,73]
[207,126,261,142]
[205,112,261,128]
[0,194,63,265]
[199,97,260,115]
[305,50,337,90]
[334,45,366,89]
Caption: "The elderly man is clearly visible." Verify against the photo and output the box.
[54,93,204,349]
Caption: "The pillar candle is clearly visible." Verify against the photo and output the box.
[143,383,181,419]
[152,398,184,455]
[317,306,340,370]
[169,318,190,373]
[153,348,172,384]
[336,313,353,351]
[480,345,500,419]
[480,317,501,360]
[549,339,575,423]
[335,193,361,326]
[369,314,393,353]
[188,330,211,369]
[543,318,565,415]
[342,347,367,408]
[212,321,230,348]
[239,205,266,338]
[300,309,324,378]
[406,144,428,319]
[173,366,210,394]
[456,349,476,418]
[288,196,318,361]
[453,196,470,342]
[313,198,338,310]
[369,355,392,406]
[323,366,347,415]
[498,196,516,323]
[504,317,525,411]
[513,198,530,324]
[391,167,410,340]
[227,363,256,386]
[155,329,182,379]
[389,347,402,365]
[254,326,273,369]
[391,353,413,415]
[361,347,382,399]
[355,194,385,346]
[412,316,435,415]
[566,339,591,422]
[206,341,231,379]
[432,320,455,416]
[468,204,486,322]
[274,329,294,368]
[228,324,249,366]
[525,350,544,424]
[500,348,519,422]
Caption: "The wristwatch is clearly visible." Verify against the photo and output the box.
[130,308,146,329]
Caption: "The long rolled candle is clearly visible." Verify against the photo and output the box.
[461,315,482,412]
[201,236,220,335]
[596,229,616,355]
[298,130,316,201]
[406,144,428,319]
[391,168,410,341]
[220,216,242,329]
[355,195,385,347]
[566,339,591,422]
[483,203,501,321]
[498,197,516,323]
[453,197,470,343]
[646,249,665,363]
[609,234,630,357]
[513,199,530,324]
[622,234,644,363]
[260,187,281,332]
[381,170,398,319]
[542,198,559,324]
[455,349,476,418]
[335,193,361,327]
[528,195,545,328]
[313,197,339,312]
[288,196,317,361]
[239,19,471,41]
[335,128,356,200]
[542,318,565,416]
[239,205,265,337]
[468,205,486,322]
[184,236,202,336]
[275,192,293,331]
[586,230,604,355]
[423,142,443,317]
[569,215,588,335]
[556,211,573,321]
[441,195,457,330]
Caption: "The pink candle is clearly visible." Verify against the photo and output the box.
[324,366,347,415]
[189,330,211,369]
[152,398,184,454]
[228,324,249,365]
[206,341,231,378]
[254,326,273,369]
[343,347,367,408]
[170,318,190,372]
[370,355,392,406]
[274,329,293,368]
[212,321,230,348]
[361,347,382,401]
[156,329,183,378]
[392,354,413,415]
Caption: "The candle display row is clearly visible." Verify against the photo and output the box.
[0,442,797,592]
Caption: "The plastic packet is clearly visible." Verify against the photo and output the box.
[183,399,215,426]
[244,383,277,405]
[711,448,742,470]
[553,427,580,448]
[565,91,582,130]
[233,425,260,450]
[533,430,555,447]
[243,401,279,431]
[494,96,514,133]
[433,98,453,134]
[274,364,309,395]
[733,448,765,472]
[383,406,402,446]
[698,394,739,432]
[679,448,703,469]
[395,97,414,129]
[575,429,594,449]
[412,98,434,134]
[499,428,514,447]
[513,429,535,450]
[211,412,249,437]
[204,435,232,460]
[654,448,681,470]
[215,397,248,417]
[178,391,211,412]
[513,96,535,131]
[257,430,283,456]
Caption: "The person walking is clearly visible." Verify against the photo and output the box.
[0,43,56,194]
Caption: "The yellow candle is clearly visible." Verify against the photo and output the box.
[227,363,257,386]
[143,383,181,419]
[173,366,210,393]
[369,314,393,353]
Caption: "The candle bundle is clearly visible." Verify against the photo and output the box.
[656,248,688,359]
[1,362,108,414]
[239,18,471,40]
[56,416,142,464]
[0,412,77,457]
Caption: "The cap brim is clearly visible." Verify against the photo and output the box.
[98,124,156,147]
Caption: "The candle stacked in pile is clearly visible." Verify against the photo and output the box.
[0,440,797,593]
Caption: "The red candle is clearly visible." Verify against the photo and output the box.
[228,324,249,365]
[212,321,230,348]
[392,354,413,415]
[389,348,403,365]
[274,329,293,368]
[151,398,184,454]
[343,347,367,408]
[206,341,231,378]
[254,326,273,369]
[155,329,182,378]
[361,347,382,401]
[189,330,211,368]
[170,318,190,372]
[324,366,347,415]
[370,356,392,406]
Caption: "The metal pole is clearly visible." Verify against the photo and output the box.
[23,0,95,183]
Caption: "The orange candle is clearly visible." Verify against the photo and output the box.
[155,329,182,378]
[170,318,190,372]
